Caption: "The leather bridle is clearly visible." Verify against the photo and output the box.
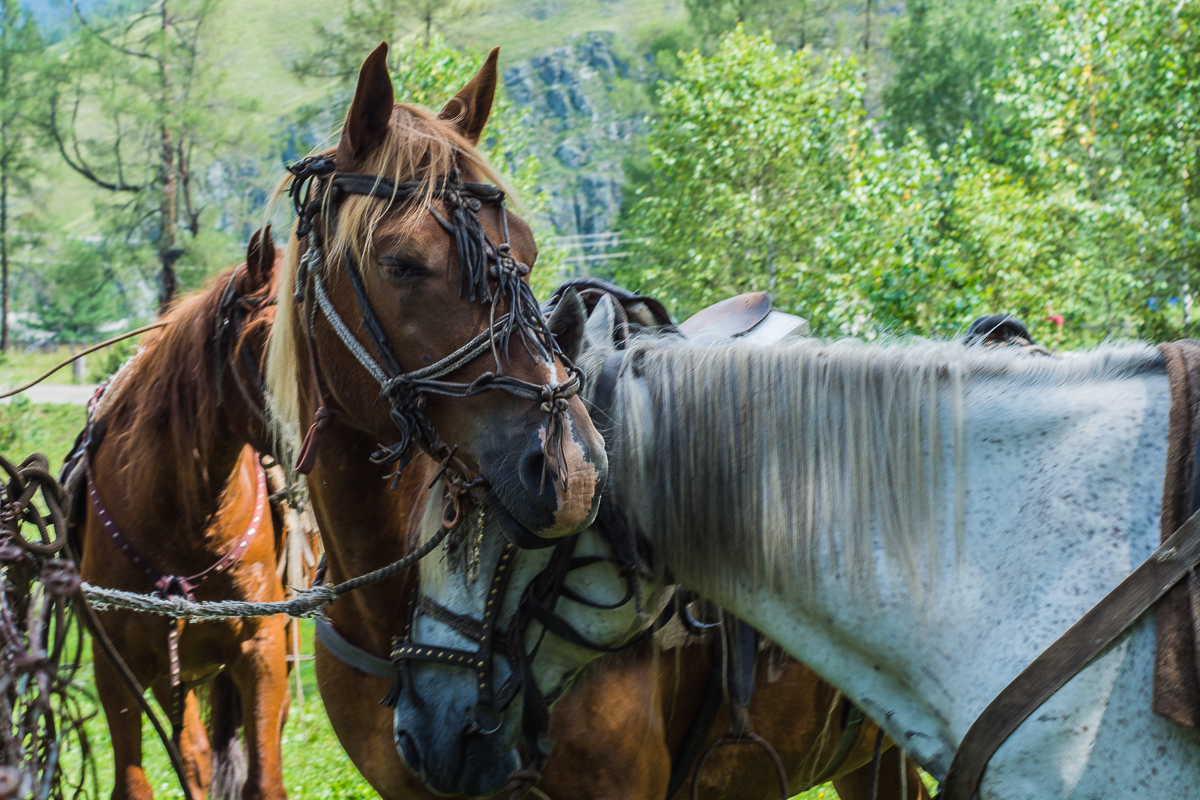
[389,332,671,782]
[285,154,580,486]
[213,264,276,424]
[391,525,674,779]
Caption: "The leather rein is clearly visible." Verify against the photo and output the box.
[284,155,579,486]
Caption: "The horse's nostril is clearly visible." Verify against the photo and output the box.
[517,446,554,504]
[394,729,422,774]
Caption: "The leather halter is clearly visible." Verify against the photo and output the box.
[390,529,675,770]
[285,155,579,485]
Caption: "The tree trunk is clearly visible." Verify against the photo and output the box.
[1,148,8,353]
[156,1,178,315]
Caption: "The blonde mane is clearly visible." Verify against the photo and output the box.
[607,338,1164,596]
[265,103,506,465]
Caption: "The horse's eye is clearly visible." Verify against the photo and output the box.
[379,255,428,281]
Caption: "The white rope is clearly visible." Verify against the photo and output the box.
[82,583,338,620]
[311,268,390,386]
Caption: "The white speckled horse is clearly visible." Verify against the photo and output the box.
[403,314,1200,799]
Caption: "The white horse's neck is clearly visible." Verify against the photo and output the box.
[643,366,1200,796]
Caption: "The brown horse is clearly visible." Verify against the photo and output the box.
[265,43,927,800]
[262,39,605,794]
[72,232,290,800]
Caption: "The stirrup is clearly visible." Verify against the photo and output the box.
[689,729,789,800]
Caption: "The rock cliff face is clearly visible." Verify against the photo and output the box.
[503,32,648,265]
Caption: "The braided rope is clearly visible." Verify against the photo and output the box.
[311,266,389,386]
[81,523,452,620]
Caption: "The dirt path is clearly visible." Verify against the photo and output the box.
[0,384,99,405]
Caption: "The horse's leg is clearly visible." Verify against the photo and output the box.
[93,648,153,800]
[829,746,931,800]
[150,683,212,800]
[225,622,289,800]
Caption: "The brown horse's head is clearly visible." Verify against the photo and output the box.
[266,44,606,542]
[218,226,282,454]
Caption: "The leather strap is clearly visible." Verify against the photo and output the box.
[665,630,724,799]
[313,616,394,679]
[940,501,1200,799]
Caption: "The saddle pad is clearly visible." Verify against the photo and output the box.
[1154,340,1200,728]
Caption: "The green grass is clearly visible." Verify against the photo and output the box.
[0,399,87,470]
[59,621,378,800]
[0,345,92,385]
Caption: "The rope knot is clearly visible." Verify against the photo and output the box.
[381,375,420,406]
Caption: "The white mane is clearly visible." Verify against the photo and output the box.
[602,337,1164,595]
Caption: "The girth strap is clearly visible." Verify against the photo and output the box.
[687,616,789,800]
[810,701,865,785]
[939,501,1200,799]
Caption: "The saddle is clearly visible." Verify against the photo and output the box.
[548,278,808,346]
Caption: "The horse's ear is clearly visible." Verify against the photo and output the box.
[336,42,395,170]
[438,47,499,145]
[246,225,275,286]
[583,294,616,355]
[547,289,586,364]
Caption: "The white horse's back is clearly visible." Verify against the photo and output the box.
[608,340,1200,798]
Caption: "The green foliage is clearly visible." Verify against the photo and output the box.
[618,26,1149,344]
[635,20,699,82]
[88,337,138,383]
[294,0,492,84]
[0,0,45,349]
[31,239,131,341]
[683,0,832,51]
[980,0,1200,340]
[882,0,1008,150]
[43,0,261,312]
[0,398,86,470]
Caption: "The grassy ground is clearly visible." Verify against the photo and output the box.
[0,399,87,469]
[63,621,380,800]
[0,342,143,470]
